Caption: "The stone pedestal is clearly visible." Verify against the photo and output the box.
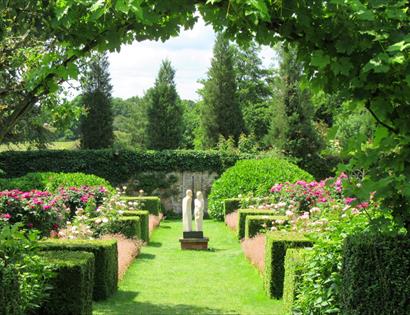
[179,231,209,250]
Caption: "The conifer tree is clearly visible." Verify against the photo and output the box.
[80,53,114,149]
[146,59,183,150]
[200,34,244,148]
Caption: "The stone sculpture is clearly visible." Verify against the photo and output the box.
[194,191,204,231]
[182,189,193,232]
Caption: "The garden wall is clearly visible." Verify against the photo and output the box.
[0,149,241,213]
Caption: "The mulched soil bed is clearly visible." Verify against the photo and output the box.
[241,234,265,274]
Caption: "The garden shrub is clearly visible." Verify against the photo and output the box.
[208,158,314,220]
[223,198,241,216]
[39,239,118,301]
[283,248,311,314]
[264,231,312,299]
[0,149,245,184]
[0,263,21,315]
[121,196,161,215]
[237,209,282,239]
[0,172,113,192]
[37,251,94,315]
[111,216,141,239]
[245,215,288,239]
[120,210,149,242]
[341,233,410,315]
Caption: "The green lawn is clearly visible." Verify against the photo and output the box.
[94,220,283,315]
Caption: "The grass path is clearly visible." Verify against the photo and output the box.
[94,220,283,315]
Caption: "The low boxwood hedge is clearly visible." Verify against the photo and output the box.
[111,216,142,239]
[120,196,160,215]
[223,198,241,217]
[0,264,21,315]
[37,250,94,315]
[283,248,311,314]
[341,233,410,315]
[264,231,312,299]
[39,239,118,301]
[237,209,278,239]
[120,210,149,242]
[245,215,288,239]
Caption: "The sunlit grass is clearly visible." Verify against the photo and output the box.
[0,141,79,152]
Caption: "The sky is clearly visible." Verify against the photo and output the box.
[108,18,277,101]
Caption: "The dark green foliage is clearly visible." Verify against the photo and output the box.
[264,231,312,299]
[39,239,118,301]
[0,264,21,315]
[341,233,410,315]
[200,33,244,148]
[118,210,149,242]
[121,196,161,215]
[223,198,241,216]
[146,60,183,150]
[80,53,114,149]
[301,154,341,180]
[283,248,311,314]
[208,158,313,220]
[237,209,279,239]
[38,251,94,315]
[111,216,141,239]
[245,215,287,239]
[0,150,243,185]
[0,172,113,192]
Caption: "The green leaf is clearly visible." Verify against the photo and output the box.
[387,41,410,52]
[374,127,388,145]
[310,51,331,69]
[115,0,129,14]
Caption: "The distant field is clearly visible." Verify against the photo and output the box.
[0,141,79,152]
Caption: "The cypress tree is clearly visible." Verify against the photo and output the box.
[80,53,114,149]
[146,59,183,150]
[200,33,244,148]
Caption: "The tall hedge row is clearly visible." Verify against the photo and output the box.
[0,149,246,185]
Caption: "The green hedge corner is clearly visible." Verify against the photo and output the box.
[264,231,312,299]
[39,239,118,301]
[223,198,241,217]
[112,216,142,240]
[283,248,311,314]
[120,210,149,242]
[38,250,94,315]
[120,196,161,215]
[237,209,278,239]
[245,215,288,239]
[341,233,410,315]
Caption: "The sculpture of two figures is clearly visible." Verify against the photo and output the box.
[182,189,204,232]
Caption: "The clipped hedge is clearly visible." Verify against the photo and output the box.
[120,210,149,242]
[38,251,94,315]
[121,196,161,215]
[111,216,141,239]
[0,264,21,315]
[341,233,410,315]
[237,209,279,239]
[0,149,245,185]
[0,172,113,192]
[39,239,118,301]
[283,248,311,314]
[264,231,312,299]
[208,158,314,220]
[223,198,241,217]
[245,215,288,239]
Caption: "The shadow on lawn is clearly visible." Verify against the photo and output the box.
[148,241,162,247]
[95,290,239,315]
[137,253,156,260]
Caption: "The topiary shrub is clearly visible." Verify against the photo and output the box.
[39,239,118,301]
[120,196,160,215]
[0,264,21,315]
[208,158,314,220]
[283,248,311,314]
[111,216,141,239]
[264,231,312,299]
[120,210,149,242]
[341,233,410,315]
[37,250,94,315]
[223,198,241,217]
[245,215,288,239]
[237,209,284,239]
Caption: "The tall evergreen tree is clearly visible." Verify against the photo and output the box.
[200,33,244,148]
[266,45,322,161]
[80,53,114,149]
[146,59,183,150]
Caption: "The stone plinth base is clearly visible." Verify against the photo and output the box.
[179,238,209,250]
